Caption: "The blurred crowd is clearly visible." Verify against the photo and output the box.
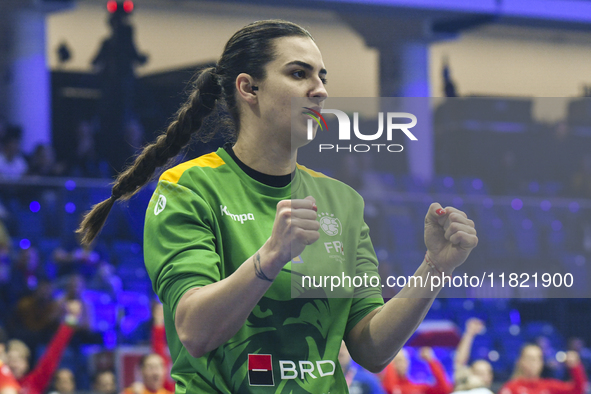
[0,299,175,394]
[338,317,589,394]
[1,237,590,394]
[0,117,147,181]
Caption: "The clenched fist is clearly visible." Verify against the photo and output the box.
[424,203,478,274]
[262,196,320,275]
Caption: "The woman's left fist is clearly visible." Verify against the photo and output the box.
[424,202,478,274]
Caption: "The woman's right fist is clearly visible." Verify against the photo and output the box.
[266,196,320,267]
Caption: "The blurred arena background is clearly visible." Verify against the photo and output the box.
[1,0,591,392]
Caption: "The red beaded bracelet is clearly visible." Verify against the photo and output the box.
[424,252,446,276]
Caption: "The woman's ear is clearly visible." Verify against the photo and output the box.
[236,73,259,104]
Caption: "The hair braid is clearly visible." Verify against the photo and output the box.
[77,67,221,245]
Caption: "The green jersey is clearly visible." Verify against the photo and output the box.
[144,146,383,393]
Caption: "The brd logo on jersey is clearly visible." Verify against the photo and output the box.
[248,354,274,386]
[318,213,341,236]
[247,354,336,387]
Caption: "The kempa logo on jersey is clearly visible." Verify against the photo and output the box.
[220,205,255,223]
[305,107,418,153]
[248,354,336,386]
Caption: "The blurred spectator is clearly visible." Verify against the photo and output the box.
[88,261,122,299]
[68,120,100,178]
[49,368,76,394]
[91,9,147,80]
[568,338,591,374]
[454,318,493,389]
[27,144,65,177]
[4,340,28,383]
[52,245,100,280]
[124,118,145,155]
[58,274,103,367]
[121,354,171,394]
[0,224,11,319]
[0,326,21,393]
[7,300,82,394]
[14,279,61,338]
[490,150,520,195]
[571,154,591,199]
[536,336,562,379]
[338,341,385,394]
[0,126,27,180]
[92,8,148,173]
[452,366,493,394]
[0,326,7,361]
[59,274,95,332]
[544,121,576,185]
[8,248,44,305]
[93,352,115,376]
[442,56,457,98]
[93,370,117,394]
[499,345,587,394]
[0,118,7,142]
[151,302,174,392]
[380,347,453,394]
[0,220,9,254]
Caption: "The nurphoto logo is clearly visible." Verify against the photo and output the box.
[304,107,418,153]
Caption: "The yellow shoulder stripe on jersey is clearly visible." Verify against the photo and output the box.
[296,163,330,179]
[160,152,225,184]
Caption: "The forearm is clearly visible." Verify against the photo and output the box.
[569,364,587,394]
[175,243,282,358]
[454,333,476,369]
[429,359,454,394]
[348,259,448,372]
[25,323,75,391]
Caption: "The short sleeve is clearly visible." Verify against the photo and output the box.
[144,180,221,317]
[346,220,384,335]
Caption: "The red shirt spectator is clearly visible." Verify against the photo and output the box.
[152,303,174,392]
[0,360,20,393]
[500,345,587,394]
[6,301,81,394]
[380,348,453,394]
[122,354,172,394]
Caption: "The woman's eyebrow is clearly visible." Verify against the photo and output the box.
[285,60,327,75]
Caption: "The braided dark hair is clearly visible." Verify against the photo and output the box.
[77,20,313,245]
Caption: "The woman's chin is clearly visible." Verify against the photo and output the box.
[291,131,316,150]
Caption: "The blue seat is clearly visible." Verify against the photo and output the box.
[16,211,45,241]
[37,237,61,259]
